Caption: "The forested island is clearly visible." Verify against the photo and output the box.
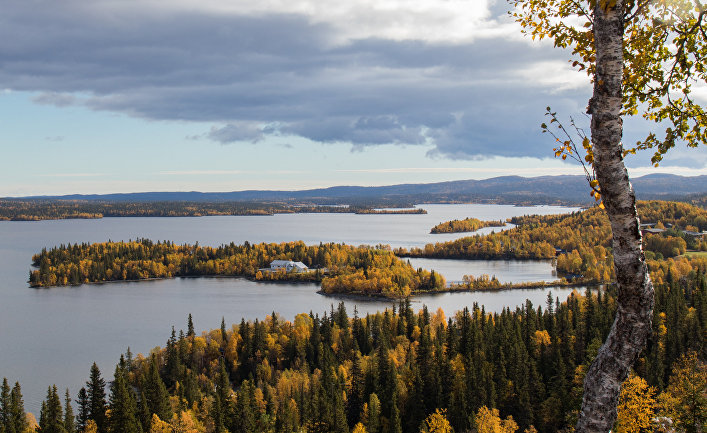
[429,218,505,234]
[29,240,445,298]
[398,200,707,285]
[6,258,707,433]
[28,200,707,296]
[0,200,425,221]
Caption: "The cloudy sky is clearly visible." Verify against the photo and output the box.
[1,0,705,196]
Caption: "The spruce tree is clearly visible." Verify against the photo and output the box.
[39,385,66,433]
[64,389,75,433]
[366,393,380,433]
[143,355,171,422]
[182,371,201,406]
[165,327,181,387]
[214,360,233,430]
[9,382,27,433]
[75,388,89,433]
[389,391,402,433]
[187,314,195,338]
[347,352,364,426]
[220,317,227,347]
[0,378,11,433]
[233,381,255,433]
[86,363,107,433]
[136,392,150,433]
[107,367,141,433]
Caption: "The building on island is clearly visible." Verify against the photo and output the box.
[269,260,309,273]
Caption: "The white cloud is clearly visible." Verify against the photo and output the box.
[515,61,591,92]
[101,0,512,44]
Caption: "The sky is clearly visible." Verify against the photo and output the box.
[1,0,706,196]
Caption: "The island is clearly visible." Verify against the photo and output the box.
[429,217,505,234]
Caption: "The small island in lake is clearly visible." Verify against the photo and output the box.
[430,217,505,233]
[29,239,445,298]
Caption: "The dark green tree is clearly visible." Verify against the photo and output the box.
[86,363,107,433]
[1,378,11,433]
[107,367,141,433]
[9,383,27,433]
[75,388,89,433]
[64,389,75,433]
[187,314,195,338]
[38,385,66,433]
[143,355,171,422]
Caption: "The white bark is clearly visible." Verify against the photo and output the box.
[575,1,655,431]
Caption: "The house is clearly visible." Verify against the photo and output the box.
[269,260,309,273]
[641,227,666,235]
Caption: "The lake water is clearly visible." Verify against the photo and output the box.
[0,203,580,412]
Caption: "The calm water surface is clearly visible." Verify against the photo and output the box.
[0,204,579,412]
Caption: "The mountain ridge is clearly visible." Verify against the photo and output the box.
[9,173,707,205]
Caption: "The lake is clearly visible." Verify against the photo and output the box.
[0,203,580,412]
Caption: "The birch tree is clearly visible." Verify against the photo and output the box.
[510,0,707,431]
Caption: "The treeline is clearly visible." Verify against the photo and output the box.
[15,256,707,433]
[0,200,428,221]
[29,240,445,298]
[355,209,427,215]
[429,218,504,234]
[397,201,707,284]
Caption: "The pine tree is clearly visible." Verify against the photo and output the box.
[187,314,195,338]
[9,382,27,433]
[165,327,181,387]
[39,385,66,433]
[220,317,227,347]
[214,361,233,431]
[107,366,141,433]
[1,378,11,433]
[64,389,75,433]
[347,352,364,426]
[75,388,89,433]
[233,380,256,433]
[143,356,171,422]
[389,391,402,433]
[136,392,150,433]
[86,363,107,433]
[366,394,380,433]
[182,371,202,406]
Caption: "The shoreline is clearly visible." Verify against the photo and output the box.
[29,272,606,298]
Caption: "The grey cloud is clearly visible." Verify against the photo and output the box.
[1,1,593,159]
[33,92,76,107]
[208,123,266,144]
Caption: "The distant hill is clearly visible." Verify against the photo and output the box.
[12,174,707,206]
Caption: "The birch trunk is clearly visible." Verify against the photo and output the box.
[575,1,655,431]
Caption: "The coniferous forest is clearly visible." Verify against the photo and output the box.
[6,259,707,433]
[11,199,707,432]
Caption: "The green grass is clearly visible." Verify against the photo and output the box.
[682,251,707,258]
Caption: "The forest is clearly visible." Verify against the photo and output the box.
[429,218,505,234]
[6,252,707,433]
[397,201,707,285]
[0,200,423,221]
[29,200,707,296]
[29,240,445,298]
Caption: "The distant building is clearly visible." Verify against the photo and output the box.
[269,260,309,273]
[641,228,666,235]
